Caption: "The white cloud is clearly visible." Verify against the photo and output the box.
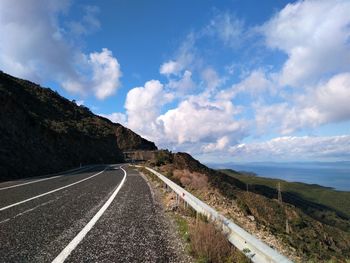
[90,48,122,99]
[160,60,182,75]
[255,72,350,134]
[202,136,230,153]
[122,77,246,151]
[309,73,350,123]
[100,112,127,125]
[125,80,174,140]
[229,135,350,161]
[262,0,350,87]
[157,96,245,145]
[61,48,122,100]
[250,1,350,136]
[0,0,72,81]
[201,67,222,92]
[205,12,244,48]
[160,33,197,78]
[0,0,122,99]
[168,70,195,93]
[217,69,273,100]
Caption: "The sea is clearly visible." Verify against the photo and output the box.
[207,162,350,192]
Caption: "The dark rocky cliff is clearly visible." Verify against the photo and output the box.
[0,71,156,181]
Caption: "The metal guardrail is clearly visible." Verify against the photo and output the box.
[142,166,293,263]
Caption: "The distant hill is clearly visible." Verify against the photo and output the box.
[147,151,350,261]
[220,169,350,219]
[0,71,156,181]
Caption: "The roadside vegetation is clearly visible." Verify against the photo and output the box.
[220,169,350,219]
[141,152,350,262]
[138,166,249,263]
[221,169,350,232]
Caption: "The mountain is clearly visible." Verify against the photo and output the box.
[0,71,156,181]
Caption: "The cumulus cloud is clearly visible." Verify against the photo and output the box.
[122,75,246,150]
[217,69,273,100]
[160,60,183,76]
[157,96,245,145]
[89,49,122,99]
[0,0,122,99]
[255,72,350,134]
[125,80,174,140]
[230,135,350,161]
[99,112,127,125]
[0,0,72,81]
[202,136,230,153]
[62,48,121,99]
[167,70,195,93]
[262,0,350,87]
[248,0,350,136]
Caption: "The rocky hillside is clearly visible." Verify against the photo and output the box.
[0,71,156,181]
[147,151,350,261]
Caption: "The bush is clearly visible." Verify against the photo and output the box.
[154,151,172,166]
[189,221,249,263]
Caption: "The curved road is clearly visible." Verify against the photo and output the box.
[0,164,183,262]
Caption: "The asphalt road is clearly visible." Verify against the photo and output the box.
[0,164,185,262]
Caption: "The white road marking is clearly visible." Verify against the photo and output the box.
[0,166,93,191]
[0,218,10,224]
[15,199,56,216]
[0,198,58,225]
[52,166,127,263]
[0,168,107,212]
[0,176,62,191]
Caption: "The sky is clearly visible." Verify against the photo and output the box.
[1,0,350,163]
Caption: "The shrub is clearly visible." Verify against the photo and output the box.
[173,169,208,190]
[189,221,248,263]
[154,151,172,166]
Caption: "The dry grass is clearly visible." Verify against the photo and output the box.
[173,169,208,190]
[189,221,249,263]
[139,166,250,263]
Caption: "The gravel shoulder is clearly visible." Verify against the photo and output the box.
[66,165,192,262]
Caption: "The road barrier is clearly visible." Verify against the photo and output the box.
[142,166,293,263]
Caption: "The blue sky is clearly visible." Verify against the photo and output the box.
[1,0,350,163]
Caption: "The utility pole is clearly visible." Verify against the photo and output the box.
[246,183,249,192]
[277,182,289,234]
[277,182,283,203]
